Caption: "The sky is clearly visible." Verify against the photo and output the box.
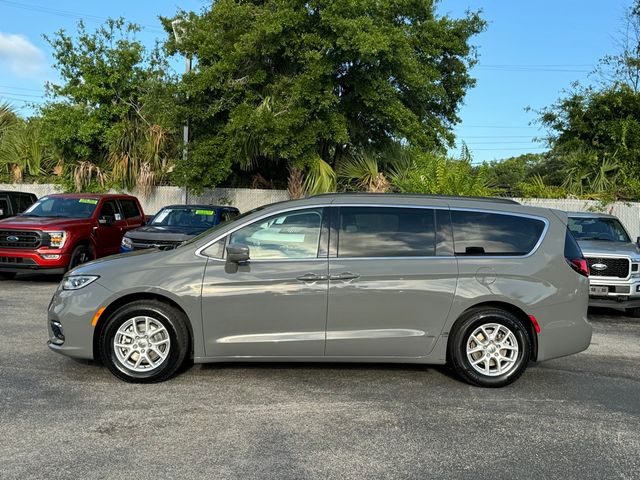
[0,0,632,163]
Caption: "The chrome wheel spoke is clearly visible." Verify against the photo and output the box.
[466,323,519,377]
[114,316,171,373]
[467,345,484,355]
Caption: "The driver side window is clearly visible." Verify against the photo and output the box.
[228,209,323,260]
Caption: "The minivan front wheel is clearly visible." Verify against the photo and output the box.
[99,300,189,383]
[449,308,531,387]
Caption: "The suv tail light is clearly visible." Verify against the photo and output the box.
[565,229,589,277]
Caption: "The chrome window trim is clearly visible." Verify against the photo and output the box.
[196,202,551,261]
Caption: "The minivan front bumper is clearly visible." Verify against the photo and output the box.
[47,280,113,360]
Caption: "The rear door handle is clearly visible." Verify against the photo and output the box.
[329,272,360,281]
[296,273,328,282]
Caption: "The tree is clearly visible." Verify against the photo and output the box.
[40,18,179,192]
[163,0,485,191]
[0,104,51,183]
[538,83,640,199]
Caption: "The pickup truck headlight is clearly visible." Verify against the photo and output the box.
[45,231,67,248]
[62,275,99,290]
[121,236,133,250]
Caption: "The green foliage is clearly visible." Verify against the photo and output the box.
[337,150,391,192]
[40,18,180,192]
[392,149,493,196]
[536,83,640,200]
[0,104,52,182]
[163,0,485,190]
[516,175,567,199]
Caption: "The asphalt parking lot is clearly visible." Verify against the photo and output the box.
[1,275,639,480]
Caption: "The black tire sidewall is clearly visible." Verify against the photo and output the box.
[99,302,188,383]
[69,245,92,270]
[451,309,531,388]
[625,308,640,318]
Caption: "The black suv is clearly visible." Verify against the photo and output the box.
[0,191,37,220]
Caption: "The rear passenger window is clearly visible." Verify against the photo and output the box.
[120,199,141,219]
[451,210,545,256]
[338,207,435,258]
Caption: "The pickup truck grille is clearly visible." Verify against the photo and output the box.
[0,230,42,249]
[586,257,630,278]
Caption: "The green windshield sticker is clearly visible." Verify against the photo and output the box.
[195,209,215,216]
[79,198,98,205]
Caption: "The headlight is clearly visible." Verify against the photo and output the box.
[45,231,67,248]
[121,236,133,249]
[62,275,99,290]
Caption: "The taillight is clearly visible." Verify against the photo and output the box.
[567,258,589,277]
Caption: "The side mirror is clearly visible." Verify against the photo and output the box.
[226,244,250,263]
[99,215,114,226]
[636,236,640,247]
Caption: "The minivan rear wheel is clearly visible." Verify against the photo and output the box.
[449,308,531,387]
[99,300,189,383]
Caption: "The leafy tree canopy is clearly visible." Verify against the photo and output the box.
[162,0,485,190]
[40,18,179,191]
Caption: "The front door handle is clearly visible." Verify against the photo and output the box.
[296,273,328,283]
[329,272,360,281]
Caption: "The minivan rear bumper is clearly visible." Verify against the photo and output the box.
[536,314,592,362]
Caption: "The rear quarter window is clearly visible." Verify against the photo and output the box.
[120,199,141,219]
[451,210,546,256]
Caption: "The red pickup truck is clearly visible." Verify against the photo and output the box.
[0,193,145,279]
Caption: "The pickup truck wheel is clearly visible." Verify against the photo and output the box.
[99,300,189,383]
[0,272,16,280]
[449,308,531,388]
[625,308,640,318]
[68,245,92,270]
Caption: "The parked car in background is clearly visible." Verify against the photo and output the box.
[568,212,640,316]
[120,204,240,252]
[0,193,144,279]
[0,190,37,220]
[48,194,591,387]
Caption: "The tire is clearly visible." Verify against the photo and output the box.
[625,307,640,318]
[99,300,190,383]
[448,308,531,388]
[68,244,93,271]
[0,272,16,280]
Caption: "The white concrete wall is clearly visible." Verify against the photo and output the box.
[0,184,289,216]
[3,184,638,237]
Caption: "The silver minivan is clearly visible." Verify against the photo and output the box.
[48,194,592,387]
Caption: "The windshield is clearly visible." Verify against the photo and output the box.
[21,196,98,219]
[568,217,631,242]
[151,207,218,229]
[177,205,265,248]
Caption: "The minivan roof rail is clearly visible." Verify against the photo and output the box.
[308,193,520,205]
